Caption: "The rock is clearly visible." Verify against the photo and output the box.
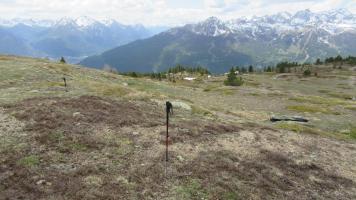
[178,128,190,133]
[171,101,191,111]
[115,176,129,185]
[51,163,77,172]
[177,155,184,162]
[36,180,46,185]
[72,112,82,117]
[84,175,103,187]
[132,131,139,136]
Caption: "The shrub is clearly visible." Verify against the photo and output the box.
[276,61,299,73]
[248,65,254,73]
[303,69,311,76]
[315,58,322,65]
[224,68,244,86]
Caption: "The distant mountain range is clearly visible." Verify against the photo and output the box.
[0,17,168,63]
[80,9,356,73]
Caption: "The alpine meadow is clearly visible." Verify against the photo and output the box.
[0,1,356,200]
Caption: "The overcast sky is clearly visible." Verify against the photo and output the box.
[0,0,355,26]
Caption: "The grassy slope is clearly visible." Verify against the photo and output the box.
[1,55,356,199]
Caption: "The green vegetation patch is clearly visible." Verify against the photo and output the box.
[318,89,330,94]
[115,137,134,157]
[344,105,356,111]
[175,179,209,200]
[87,82,130,97]
[48,131,65,142]
[326,92,354,100]
[277,123,351,140]
[222,89,234,95]
[287,105,340,115]
[289,95,347,106]
[277,123,320,134]
[223,191,240,200]
[17,155,40,168]
[46,63,72,73]
[203,85,219,92]
[342,127,356,139]
[67,142,88,151]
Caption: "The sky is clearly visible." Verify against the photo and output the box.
[0,0,355,26]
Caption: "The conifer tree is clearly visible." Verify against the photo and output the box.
[224,67,243,86]
[60,57,66,64]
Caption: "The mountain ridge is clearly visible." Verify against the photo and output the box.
[80,9,356,73]
[0,16,169,63]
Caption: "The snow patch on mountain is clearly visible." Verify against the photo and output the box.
[0,17,124,29]
[75,16,97,27]
[187,8,355,37]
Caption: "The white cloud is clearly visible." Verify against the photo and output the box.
[0,0,354,26]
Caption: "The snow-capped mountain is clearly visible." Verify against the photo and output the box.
[186,8,356,37]
[0,16,167,63]
[0,16,152,30]
[0,18,55,27]
[80,9,356,73]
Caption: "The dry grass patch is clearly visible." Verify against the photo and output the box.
[191,105,213,117]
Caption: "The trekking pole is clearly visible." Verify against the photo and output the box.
[165,101,173,178]
[63,77,67,92]
[166,109,169,162]
[165,101,173,162]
